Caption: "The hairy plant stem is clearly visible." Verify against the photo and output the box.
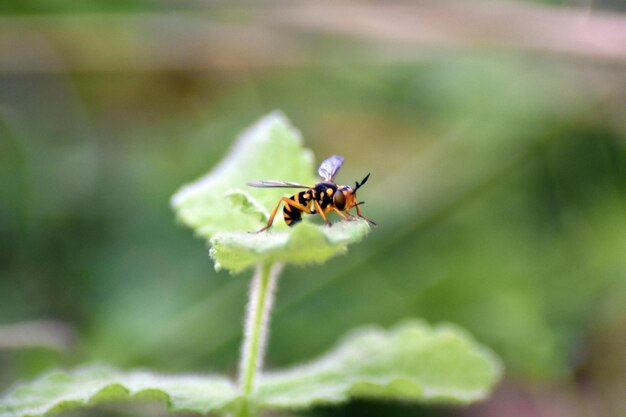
[237,262,281,417]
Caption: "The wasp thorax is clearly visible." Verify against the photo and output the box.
[333,190,346,210]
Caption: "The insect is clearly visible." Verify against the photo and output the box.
[247,155,376,232]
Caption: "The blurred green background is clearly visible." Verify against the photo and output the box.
[1,1,626,416]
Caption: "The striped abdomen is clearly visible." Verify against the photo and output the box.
[283,190,313,226]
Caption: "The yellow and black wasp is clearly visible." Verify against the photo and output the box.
[247,155,376,232]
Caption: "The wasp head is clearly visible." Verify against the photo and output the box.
[333,173,370,211]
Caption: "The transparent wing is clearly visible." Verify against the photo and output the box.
[318,154,344,182]
[247,180,311,189]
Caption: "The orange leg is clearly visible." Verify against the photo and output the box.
[332,207,349,220]
[256,197,312,233]
[355,204,377,226]
[313,199,332,226]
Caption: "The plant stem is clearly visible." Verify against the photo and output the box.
[238,262,281,415]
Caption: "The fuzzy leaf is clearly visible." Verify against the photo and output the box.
[0,366,239,417]
[256,320,502,408]
[171,112,316,238]
[210,219,371,273]
[171,112,371,273]
[0,321,501,417]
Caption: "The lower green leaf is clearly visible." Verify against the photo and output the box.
[0,366,238,417]
[256,320,502,408]
[0,321,501,417]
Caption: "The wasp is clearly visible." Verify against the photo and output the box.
[247,155,376,232]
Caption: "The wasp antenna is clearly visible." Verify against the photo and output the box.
[357,201,365,206]
[355,173,370,191]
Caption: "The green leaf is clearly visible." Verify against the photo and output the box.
[256,320,502,408]
[171,112,316,238]
[0,321,501,417]
[210,219,371,273]
[171,112,371,273]
[0,366,239,417]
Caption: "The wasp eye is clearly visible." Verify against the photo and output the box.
[333,191,346,210]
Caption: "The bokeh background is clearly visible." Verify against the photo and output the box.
[1,1,626,416]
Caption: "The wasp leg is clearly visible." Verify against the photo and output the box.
[313,199,332,226]
[332,207,349,221]
[355,204,377,226]
[255,197,312,233]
